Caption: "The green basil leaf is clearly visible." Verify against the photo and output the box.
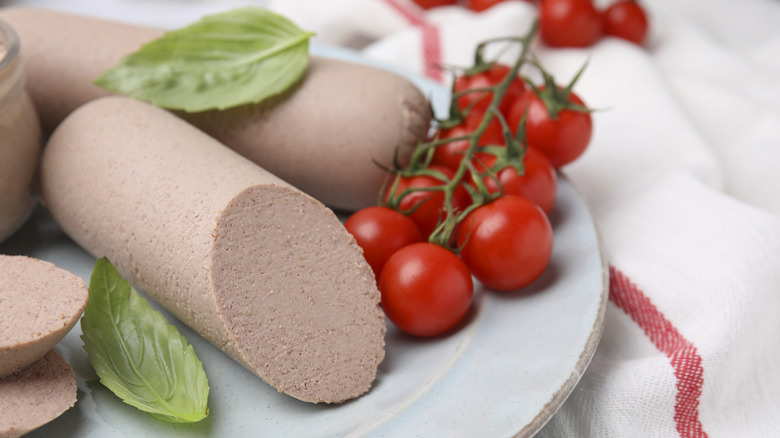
[81,258,209,423]
[94,7,314,112]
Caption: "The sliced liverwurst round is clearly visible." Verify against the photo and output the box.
[39,96,386,404]
[0,255,88,379]
[0,7,432,211]
[0,350,77,438]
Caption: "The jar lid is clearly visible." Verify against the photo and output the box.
[0,20,23,100]
[0,19,20,70]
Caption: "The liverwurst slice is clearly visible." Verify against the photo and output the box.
[0,255,88,378]
[0,350,77,438]
[39,96,386,403]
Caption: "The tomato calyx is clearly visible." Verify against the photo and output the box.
[525,60,591,121]
[382,165,450,216]
[446,36,530,119]
[475,112,529,196]
[459,34,519,78]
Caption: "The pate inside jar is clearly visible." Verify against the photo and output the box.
[0,19,42,244]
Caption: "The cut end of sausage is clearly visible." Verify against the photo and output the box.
[0,349,77,438]
[212,184,386,403]
[0,255,88,379]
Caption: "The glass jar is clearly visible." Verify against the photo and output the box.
[0,19,42,244]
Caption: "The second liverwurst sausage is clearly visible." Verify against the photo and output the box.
[0,7,432,211]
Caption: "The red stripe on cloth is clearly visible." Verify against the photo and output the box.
[609,266,708,438]
[383,0,426,25]
[420,25,444,81]
[381,0,444,82]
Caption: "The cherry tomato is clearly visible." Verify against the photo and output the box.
[379,242,473,337]
[539,0,602,48]
[507,86,592,168]
[476,146,558,215]
[411,0,458,9]
[344,206,423,279]
[431,109,505,172]
[457,195,553,291]
[384,166,471,239]
[602,1,649,45]
[454,63,526,116]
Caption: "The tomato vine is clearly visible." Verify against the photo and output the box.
[347,19,595,337]
[382,21,538,249]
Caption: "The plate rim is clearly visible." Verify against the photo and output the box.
[517,171,609,437]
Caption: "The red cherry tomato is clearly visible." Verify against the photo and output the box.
[507,86,592,168]
[431,109,505,172]
[454,63,526,116]
[457,195,553,291]
[477,146,558,215]
[411,0,458,9]
[384,166,471,239]
[379,242,473,337]
[344,206,423,279]
[602,1,649,45]
[539,0,602,48]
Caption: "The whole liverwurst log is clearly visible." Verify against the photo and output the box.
[39,96,386,404]
[0,7,432,211]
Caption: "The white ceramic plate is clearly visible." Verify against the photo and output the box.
[1,46,607,438]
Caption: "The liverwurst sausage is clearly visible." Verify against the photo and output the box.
[39,96,386,403]
[0,255,88,379]
[0,7,432,211]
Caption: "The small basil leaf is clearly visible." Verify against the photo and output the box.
[94,7,314,112]
[81,257,210,423]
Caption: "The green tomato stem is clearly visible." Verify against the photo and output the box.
[428,21,538,249]
[383,21,540,251]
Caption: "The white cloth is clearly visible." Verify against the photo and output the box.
[269,1,780,436]
[5,0,780,436]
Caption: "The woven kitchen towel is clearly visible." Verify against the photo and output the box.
[4,0,779,435]
[267,0,780,436]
